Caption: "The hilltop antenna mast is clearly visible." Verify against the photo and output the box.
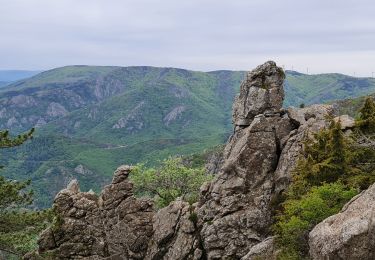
[307,67,309,74]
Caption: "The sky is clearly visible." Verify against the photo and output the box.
[0,0,374,76]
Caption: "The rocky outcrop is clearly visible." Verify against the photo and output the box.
[46,102,68,117]
[31,61,338,259]
[274,105,334,193]
[309,183,375,260]
[33,166,154,259]
[195,62,334,259]
[232,61,285,127]
[112,101,145,133]
[163,106,186,126]
[195,61,295,259]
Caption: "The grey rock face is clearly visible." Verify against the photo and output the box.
[145,200,202,260]
[163,106,186,126]
[38,186,107,258]
[309,183,375,260]
[196,62,335,259]
[204,148,224,175]
[197,114,294,259]
[9,95,37,108]
[112,101,145,132]
[196,61,294,259]
[241,237,277,260]
[101,166,154,259]
[36,166,154,259]
[46,102,68,117]
[274,105,334,194]
[232,61,285,127]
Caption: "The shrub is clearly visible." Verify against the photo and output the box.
[274,183,357,258]
[130,157,213,208]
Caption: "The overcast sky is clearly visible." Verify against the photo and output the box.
[0,0,374,76]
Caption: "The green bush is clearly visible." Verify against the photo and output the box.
[274,183,357,258]
[274,112,375,258]
[130,157,213,208]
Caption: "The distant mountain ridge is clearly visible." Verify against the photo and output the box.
[1,65,375,207]
[0,70,41,87]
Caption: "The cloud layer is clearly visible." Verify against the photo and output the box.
[1,0,374,76]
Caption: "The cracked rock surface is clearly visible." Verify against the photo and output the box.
[34,166,154,259]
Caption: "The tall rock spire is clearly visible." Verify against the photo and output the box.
[232,61,285,127]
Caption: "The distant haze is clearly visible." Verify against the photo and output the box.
[1,0,374,76]
[0,70,41,82]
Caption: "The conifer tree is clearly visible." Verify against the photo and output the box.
[325,120,347,182]
[357,97,375,132]
[0,128,50,256]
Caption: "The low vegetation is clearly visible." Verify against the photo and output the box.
[130,157,213,208]
[274,97,375,259]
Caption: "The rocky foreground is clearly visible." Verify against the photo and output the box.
[26,61,374,259]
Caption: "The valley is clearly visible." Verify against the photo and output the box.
[0,66,374,207]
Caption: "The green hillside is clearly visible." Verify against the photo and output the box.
[1,66,375,207]
[284,71,375,107]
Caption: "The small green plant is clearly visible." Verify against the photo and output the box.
[188,211,198,224]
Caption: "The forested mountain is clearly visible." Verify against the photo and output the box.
[1,65,375,207]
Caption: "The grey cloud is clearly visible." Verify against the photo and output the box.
[0,0,374,76]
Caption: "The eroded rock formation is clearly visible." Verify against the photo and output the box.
[32,166,154,259]
[30,61,338,259]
